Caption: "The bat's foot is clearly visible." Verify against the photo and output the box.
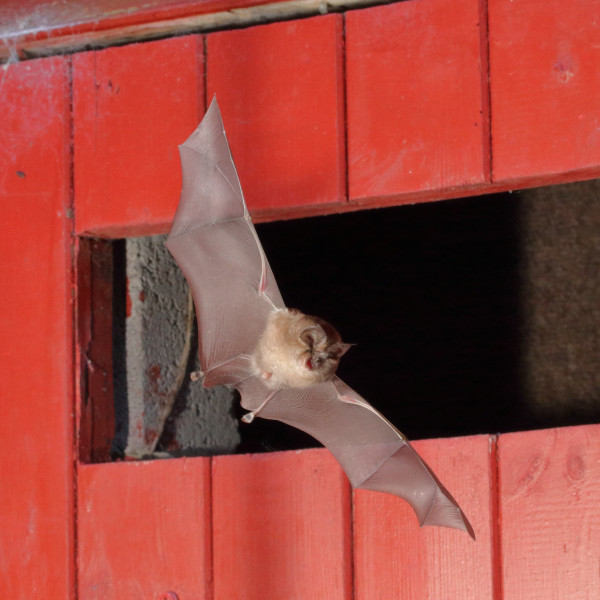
[241,412,255,423]
[241,390,278,424]
[190,370,203,382]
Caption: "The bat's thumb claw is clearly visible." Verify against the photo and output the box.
[190,370,203,382]
[241,412,255,424]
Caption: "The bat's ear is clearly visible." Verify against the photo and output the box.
[299,325,327,348]
[330,342,354,358]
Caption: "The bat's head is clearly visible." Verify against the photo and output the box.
[252,308,351,389]
[299,321,351,384]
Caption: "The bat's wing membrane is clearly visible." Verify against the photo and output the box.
[168,98,473,538]
[166,98,284,382]
[239,375,475,538]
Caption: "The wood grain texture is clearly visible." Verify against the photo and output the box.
[489,0,600,182]
[73,35,202,236]
[346,0,488,201]
[1,0,272,58]
[207,14,346,212]
[76,239,116,463]
[212,448,352,600]
[0,56,74,598]
[354,435,494,599]
[0,0,271,37]
[499,425,600,600]
[78,459,212,599]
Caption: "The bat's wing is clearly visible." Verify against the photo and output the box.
[166,98,284,384]
[238,375,475,538]
[167,98,473,538]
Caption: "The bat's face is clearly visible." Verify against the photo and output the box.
[252,308,351,390]
[299,319,349,381]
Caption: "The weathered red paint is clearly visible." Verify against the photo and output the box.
[212,449,352,600]
[0,56,74,597]
[489,0,600,182]
[4,3,600,597]
[77,459,212,599]
[0,0,274,59]
[499,425,600,599]
[207,15,346,212]
[354,435,495,599]
[73,35,203,236]
[346,0,489,202]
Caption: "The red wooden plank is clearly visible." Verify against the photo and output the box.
[76,238,116,463]
[354,435,494,599]
[73,35,203,237]
[346,0,489,201]
[0,56,74,597]
[489,0,600,182]
[78,459,212,599]
[207,15,346,213]
[212,448,352,600]
[499,425,600,599]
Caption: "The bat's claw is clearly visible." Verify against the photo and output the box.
[190,370,203,382]
[241,412,255,423]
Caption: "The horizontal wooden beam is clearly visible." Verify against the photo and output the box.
[78,163,600,238]
[1,0,383,62]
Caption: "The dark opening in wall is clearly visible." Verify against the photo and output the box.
[79,179,600,462]
[256,191,524,443]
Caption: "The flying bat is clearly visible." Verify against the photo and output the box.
[166,98,474,538]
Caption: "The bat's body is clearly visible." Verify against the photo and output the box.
[166,98,474,539]
[252,308,350,390]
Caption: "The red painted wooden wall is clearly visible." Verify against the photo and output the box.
[2,0,600,597]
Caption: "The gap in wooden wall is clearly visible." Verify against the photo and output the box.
[258,179,600,440]
[82,178,600,461]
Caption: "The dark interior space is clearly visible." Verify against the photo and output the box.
[111,239,128,457]
[109,182,600,456]
[246,192,524,448]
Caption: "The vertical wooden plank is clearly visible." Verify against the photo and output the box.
[354,435,494,599]
[0,56,74,597]
[78,459,212,599]
[489,0,600,182]
[207,15,346,213]
[77,238,116,463]
[346,0,488,201]
[499,425,600,599]
[73,35,203,236]
[213,448,352,600]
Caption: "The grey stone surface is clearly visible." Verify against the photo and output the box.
[116,234,239,458]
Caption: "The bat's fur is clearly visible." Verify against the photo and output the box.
[252,308,350,389]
